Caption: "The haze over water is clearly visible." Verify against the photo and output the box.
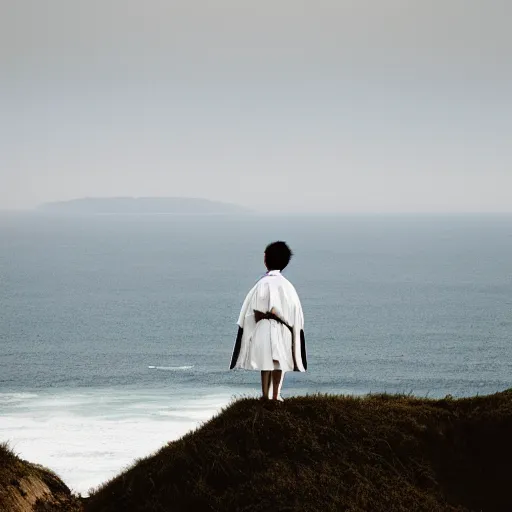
[1,213,511,493]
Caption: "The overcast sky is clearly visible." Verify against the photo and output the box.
[1,1,511,212]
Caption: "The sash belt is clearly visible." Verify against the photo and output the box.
[254,310,293,334]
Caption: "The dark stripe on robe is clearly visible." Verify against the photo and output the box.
[299,329,308,370]
[229,327,243,369]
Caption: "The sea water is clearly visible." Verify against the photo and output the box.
[1,213,511,494]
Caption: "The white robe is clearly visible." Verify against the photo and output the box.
[230,270,307,373]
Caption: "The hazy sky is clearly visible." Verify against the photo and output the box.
[1,1,511,212]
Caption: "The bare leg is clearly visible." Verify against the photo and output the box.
[271,370,283,400]
[261,371,271,399]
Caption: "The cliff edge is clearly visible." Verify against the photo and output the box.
[86,391,512,512]
[0,443,82,512]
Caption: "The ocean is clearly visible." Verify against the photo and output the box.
[1,213,511,494]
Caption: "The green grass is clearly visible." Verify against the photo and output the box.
[85,390,512,512]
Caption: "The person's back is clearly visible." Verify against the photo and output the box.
[230,241,307,400]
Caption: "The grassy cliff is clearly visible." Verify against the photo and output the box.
[85,391,512,512]
[0,443,82,512]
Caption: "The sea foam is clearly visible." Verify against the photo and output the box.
[0,388,232,496]
[148,365,195,370]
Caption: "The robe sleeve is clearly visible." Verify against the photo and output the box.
[231,283,259,369]
[237,283,258,326]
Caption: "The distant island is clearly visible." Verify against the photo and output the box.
[37,197,251,215]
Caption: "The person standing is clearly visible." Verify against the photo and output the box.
[230,241,307,400]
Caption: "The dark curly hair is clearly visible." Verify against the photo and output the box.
[264,241,293,271]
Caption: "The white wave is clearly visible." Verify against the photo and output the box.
[0,392,39,404]
[148,365,194,371]
[0,387,232,496]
